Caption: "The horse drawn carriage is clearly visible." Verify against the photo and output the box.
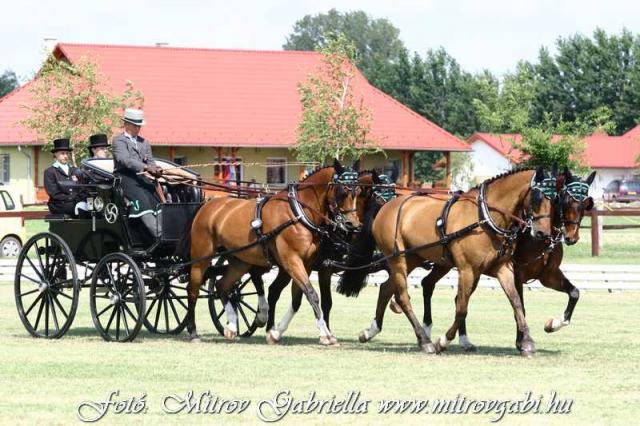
[14,158,267,342]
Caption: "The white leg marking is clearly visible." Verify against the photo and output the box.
[438,335,450,349]
[274,305,296,336]
[363,319,380,341]
[459,334,474,350]
[316,317,331,337]
[423,323,432,340]
[257,295,269,323]
[552,317,570,331]
[224,300,238,333]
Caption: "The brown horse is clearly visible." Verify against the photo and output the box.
[403,168,596,352]
[183,161,362,345]
[263,171,383,344]
[339,167,554,356]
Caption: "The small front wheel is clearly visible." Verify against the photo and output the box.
[90,253,145,342]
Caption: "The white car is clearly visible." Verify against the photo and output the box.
[0,188,26,257]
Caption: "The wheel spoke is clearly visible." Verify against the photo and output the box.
[20,288,39,298]
[25,256,46,282]
[104,307,117,335]
[50,287,74,300]
[237,303,251,331]
[96,303,113,319]
[164,298,170,331]
[169,289,188,310]
[25,292,44,316]
[144,298,158,319]
[49,294,60,333]
[240,291,258,297]
[122,303,138,323]
[167,296,182,324]
[50,292,69,320]
[239,300,258,314]
[154,294,163,330]
[238,276,251,291]
[33,296,46,331]
[120,305,130,336]
[115,307,121,340]
[19,273,42,286]
[44,294,50,336]
[33,241,47,279]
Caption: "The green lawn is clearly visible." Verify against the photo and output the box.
[1,281,638,425]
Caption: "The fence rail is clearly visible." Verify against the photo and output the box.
[2,259,639,291]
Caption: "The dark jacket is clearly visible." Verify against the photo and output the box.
[44,164,81,215]
[112,132,155,175]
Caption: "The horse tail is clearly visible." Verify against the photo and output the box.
[336,198,382,297]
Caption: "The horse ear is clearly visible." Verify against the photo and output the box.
[352,159,360,172]
[534,166,545,183]
[333,158,345,175]
[551,162,558,178]
[563,166,573,182]
[372,172,381,185]
[556,174,565,192]
[585,171,597,185]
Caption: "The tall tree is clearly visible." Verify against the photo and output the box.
[0,69,19,98]
[284,9,405,81]
[21,57,143,163]
[292,34,381,164]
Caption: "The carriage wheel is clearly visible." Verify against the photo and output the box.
[208,269,262,338]
[143,270,191,335]
[14,232,79,339]
[90,253,145,342]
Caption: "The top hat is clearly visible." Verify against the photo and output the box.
[51,138,72,153]
[123,108,146,126]
[88,133,109,149]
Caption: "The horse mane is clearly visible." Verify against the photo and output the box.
[471,167,537,190]
[299,165,334,182]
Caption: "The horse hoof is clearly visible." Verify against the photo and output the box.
[255,317,266,328]
[544,319,555,333]
[389,300,402,314]
[421,343,437,355]
[224,327,237,341]
[358,330,369,343]
[266,330,280,345]
[189,335,202,343]
[521,350,534,358]
[319,335,340,346]
[434,341,447,354]
[462,343,477,352]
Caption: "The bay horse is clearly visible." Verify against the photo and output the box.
[338,167,554,356]
[401,168,596,352]
[263,170,383,345]
[183,161,361,345]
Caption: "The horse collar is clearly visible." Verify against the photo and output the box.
[477,182,514,237]
[288,184,324,234]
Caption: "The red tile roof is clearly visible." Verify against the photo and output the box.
[0,42,469,152]
[467,132,524,162]
[468,128,640,169]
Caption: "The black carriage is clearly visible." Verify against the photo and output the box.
[14,158,264,342]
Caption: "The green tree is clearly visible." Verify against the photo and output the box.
[0,69,19,98]
[284,9,405,81]
[292,34,381,164]
[21,56,143,163]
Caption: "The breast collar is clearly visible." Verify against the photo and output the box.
[288,183,325,234]
[477,182,517,236]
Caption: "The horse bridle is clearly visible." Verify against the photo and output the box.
[558,181,592,228]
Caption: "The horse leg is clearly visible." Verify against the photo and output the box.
[515,277,526,350]
[318,266,337,343]
[359,278,393,343]
[265,269,291,332]
[215,259,251,341]
[249,267,269,327]
[542,269,579,333]
[436,267,480,353]
[266,284,302,344]
[421,265,451,341]
[186,260,208,342]
[495,263,535,357]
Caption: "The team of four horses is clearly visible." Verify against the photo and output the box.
[180,160,596,358]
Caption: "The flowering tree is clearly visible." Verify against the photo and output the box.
[21,56,143,163]
[293,33,382,164]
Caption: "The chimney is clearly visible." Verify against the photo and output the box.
[42,37,58,61]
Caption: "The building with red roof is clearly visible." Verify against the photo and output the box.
[0,42,469,202]
[466,128,640,198]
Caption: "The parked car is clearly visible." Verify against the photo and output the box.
[603,179,640,203]
[0,188,26,257]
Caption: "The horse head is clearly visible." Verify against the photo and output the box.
[560,168,596,245]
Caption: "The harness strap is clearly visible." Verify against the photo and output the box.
[288,184,327,235]
[436,191,463,265]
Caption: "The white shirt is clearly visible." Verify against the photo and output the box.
[53,161,70,175]
[124,130,139,149]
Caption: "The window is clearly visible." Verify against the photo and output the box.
[213,156,243,183]
[0,190,15,211]
[173,156,187,166]
[382,159,401,184]
[0,154,9,184]
[266,158,286,185]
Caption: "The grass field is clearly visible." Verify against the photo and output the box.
[1,280,639,425]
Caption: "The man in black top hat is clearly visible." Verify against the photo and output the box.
[88,133,110,159]
[43,138,82,215]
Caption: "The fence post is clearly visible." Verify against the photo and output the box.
[591,209,600,256]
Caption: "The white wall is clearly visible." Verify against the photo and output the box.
[590,167,637,200]
[468,140,513,185]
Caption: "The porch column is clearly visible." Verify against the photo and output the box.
[402,150,413,187]
[216,147,223,180]
[168,146,176,162]
[445,151,452,189]
[34,146,40,187]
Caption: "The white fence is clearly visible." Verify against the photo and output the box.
[4,259,640,292]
